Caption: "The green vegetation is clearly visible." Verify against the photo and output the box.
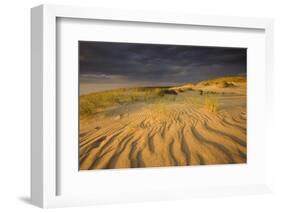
[80,75,243,117]
[80,87,221,117]
[80,87,174,117]
[204,95,219,112]
[184,93,220,113]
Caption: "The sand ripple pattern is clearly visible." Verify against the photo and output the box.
[79,98,246,170]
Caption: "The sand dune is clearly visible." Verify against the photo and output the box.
[171,76,246,95]
[79,78,246,170]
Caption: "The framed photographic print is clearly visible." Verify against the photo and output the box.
[31,4,274,208]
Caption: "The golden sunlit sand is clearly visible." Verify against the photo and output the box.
[79,76,246,170]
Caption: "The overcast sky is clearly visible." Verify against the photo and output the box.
[79,41,246,93]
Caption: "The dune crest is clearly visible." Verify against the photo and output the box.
[171,76,246,95]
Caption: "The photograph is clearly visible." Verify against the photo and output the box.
[79,41,247,170]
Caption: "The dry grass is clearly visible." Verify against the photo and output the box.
[80,76,243,117]
[204,95,219,112]
[187,94,220,112]
[196,76,246,86]
[80,87,172,117]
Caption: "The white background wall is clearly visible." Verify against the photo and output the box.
[0,0,280,212]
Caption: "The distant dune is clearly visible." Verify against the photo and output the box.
[79,76,247,170]
[171,76,246,95]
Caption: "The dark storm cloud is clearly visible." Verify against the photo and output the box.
[79,41,246,84]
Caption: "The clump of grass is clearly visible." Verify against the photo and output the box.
[177,89,184,93]
[204,96,219,112]
[80,87,172,117]
[177,87,193,93]
[216,81,235,88]
[158,89,177,96]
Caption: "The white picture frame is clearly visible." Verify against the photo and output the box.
[31,4,274,208]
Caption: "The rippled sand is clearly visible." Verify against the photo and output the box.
[79,89,246,170]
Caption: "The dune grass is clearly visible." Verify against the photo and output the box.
[79,75,242,117]
[204,95,219,112]
[196,76,246,86]
[185,93,220,112]
[80,87,172,117]
[80,87,221,118]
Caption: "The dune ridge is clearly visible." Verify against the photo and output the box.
[171,76,246,95]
